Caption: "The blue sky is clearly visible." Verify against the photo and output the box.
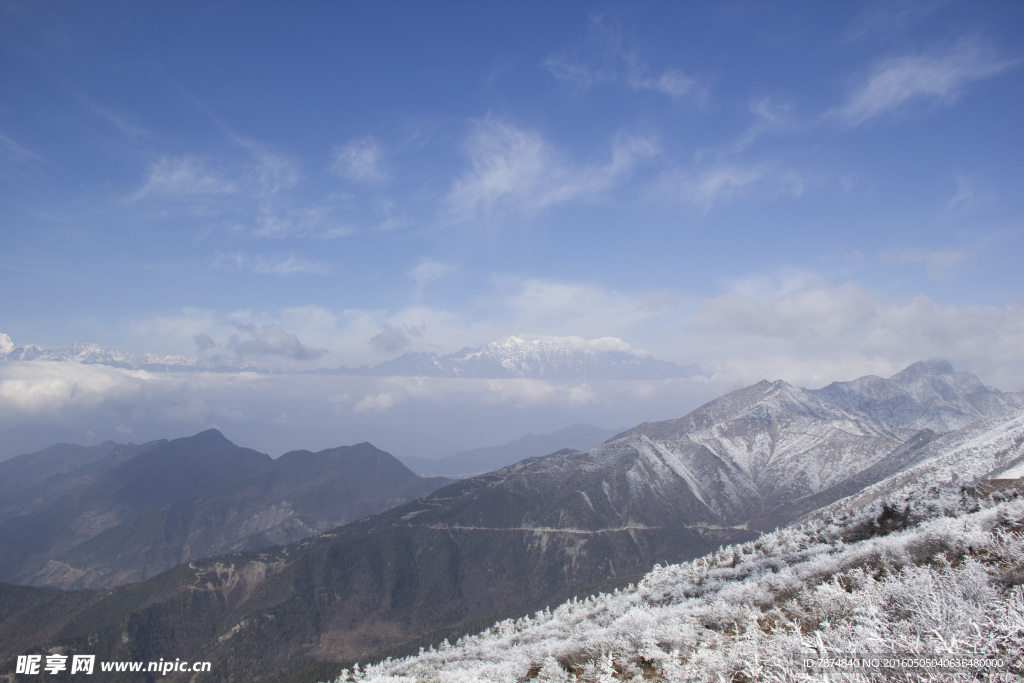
[1,1,1023,451]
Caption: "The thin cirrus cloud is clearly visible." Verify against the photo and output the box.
[830,40,1018,127]
[448,118,658,220]
[332,135,388,184]
[410,257,453,290]
[250,200,351,239]
[946,174,997,211]
[712,99,797,158]
[0,132,46,169]
[847,0,951,41]
[131,150,359,242]
[626,69,700,100]
[228,134,300,196]
[131,126,301,203]
[213,252,331,276]
[543,14,703,103]
[654,163,805,211]
[547,50,701,102]
[131,155,238,201]
[542,13,621,88]
[880,246,973,279]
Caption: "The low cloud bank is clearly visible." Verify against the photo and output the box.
[0,362,730,459]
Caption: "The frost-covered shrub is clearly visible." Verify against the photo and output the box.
[336,481,1024,683]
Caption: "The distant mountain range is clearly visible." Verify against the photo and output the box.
[0,360,1021,682]
[0,431,448,589]
[352,336,700,380]
[0,332,699,380]
[0,333,217,372]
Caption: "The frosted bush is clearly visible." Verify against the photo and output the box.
[338,481,1024,683]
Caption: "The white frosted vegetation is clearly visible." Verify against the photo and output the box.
[337,482,1024,682]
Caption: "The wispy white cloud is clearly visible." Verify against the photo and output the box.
[543,14,703,103]
[880,246,973,278]
[251,254,330,275]
[831,40,1018,127]
[448,120,552,218]
[654,163,805,211]
[213,252,331,275]
[448,118,657,219]
[848,0,950,41]
[946,173,997,211]
[719,99,798,157]
[239,141,300,196]
[626,69,699,100]
[542,13,621,88]
[200,106,301,196]
[132,155,237,200]
[332,135,387,184]
[132,134,298,203]
[84,100,151,142]
[318,225,357,239]
[128,126,309,242]
[249,200,349,239]
[0,132,46,169]
[410,257,453,290]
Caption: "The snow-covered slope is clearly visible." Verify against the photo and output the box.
[817,406,1024,516]
[333,426,1024,683]
[335,481,1024,682]
[596,363,1023,531]
[611,380,908,521]
[311,365,1021,678]
[357,398,1022,683]
[810,360,1024,432]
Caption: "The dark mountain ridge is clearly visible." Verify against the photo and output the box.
[0,431,448,589]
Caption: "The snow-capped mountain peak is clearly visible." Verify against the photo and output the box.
[364,335,698,380]
[0,333,208,371]
[811,359,1023,431]
[0,332,699,381]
